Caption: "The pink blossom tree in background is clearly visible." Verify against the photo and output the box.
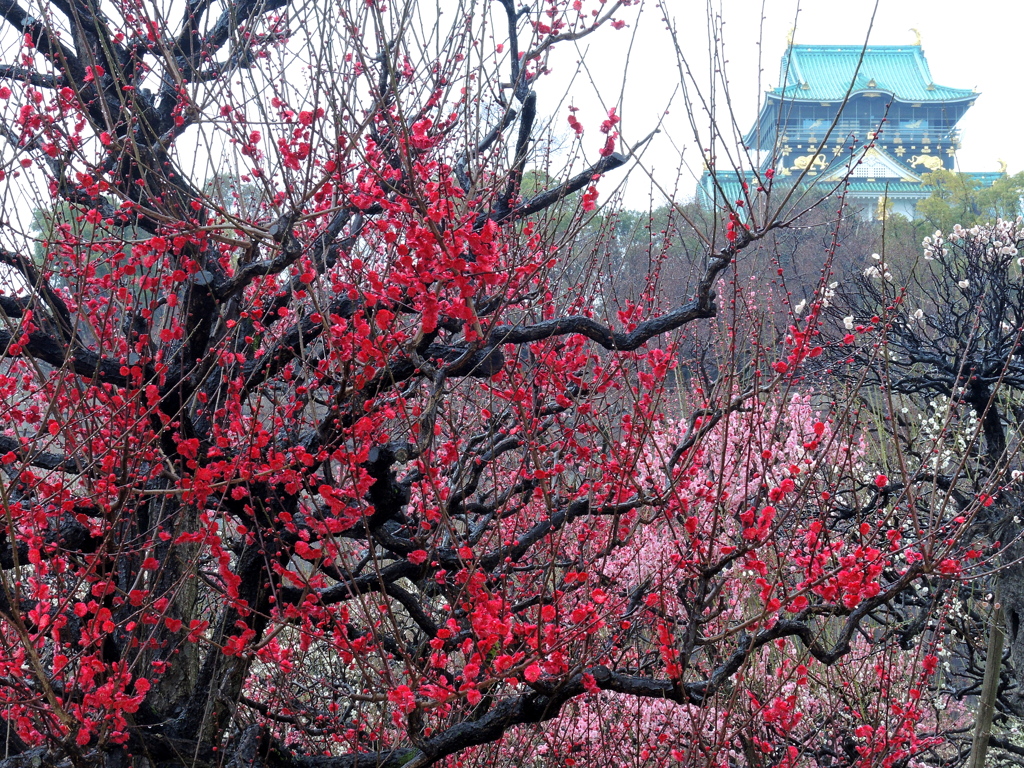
[0,0,1015,766]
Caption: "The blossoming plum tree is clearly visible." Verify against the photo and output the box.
[0,0,1005,766]
[838,220,1024,750]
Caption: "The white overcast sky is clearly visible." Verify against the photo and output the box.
[531,0,1024,210]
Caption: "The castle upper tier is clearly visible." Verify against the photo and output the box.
[701,43,1003,218]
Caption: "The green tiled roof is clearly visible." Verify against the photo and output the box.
[836,180,951,195]
[774,45,976,102]
[835,173,1006,195]
[698,172,1003,211]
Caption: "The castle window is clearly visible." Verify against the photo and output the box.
[853,162,889,178]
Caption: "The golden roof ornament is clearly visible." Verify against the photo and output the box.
[910,28,922,46]
[786,27,794,47]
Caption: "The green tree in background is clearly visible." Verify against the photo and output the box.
[30,201,147,269]
[916,169,1024,234]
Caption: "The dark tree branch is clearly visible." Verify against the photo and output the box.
[0,328,131,386]
[484,151,630,226]
[0,64,63,88]
[0,434,80,473]
[487,296,715,351]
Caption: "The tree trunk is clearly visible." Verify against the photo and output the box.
[969,601,1005,768]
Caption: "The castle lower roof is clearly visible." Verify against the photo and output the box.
[698,172,1006,212]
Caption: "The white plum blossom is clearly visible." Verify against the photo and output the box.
[958,279,970,289]
[844,316,855,330]
[864,266,892,280]
[821,281,839,308]
[793,299,807,316]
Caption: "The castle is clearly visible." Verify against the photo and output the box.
[700,41,1003,219]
